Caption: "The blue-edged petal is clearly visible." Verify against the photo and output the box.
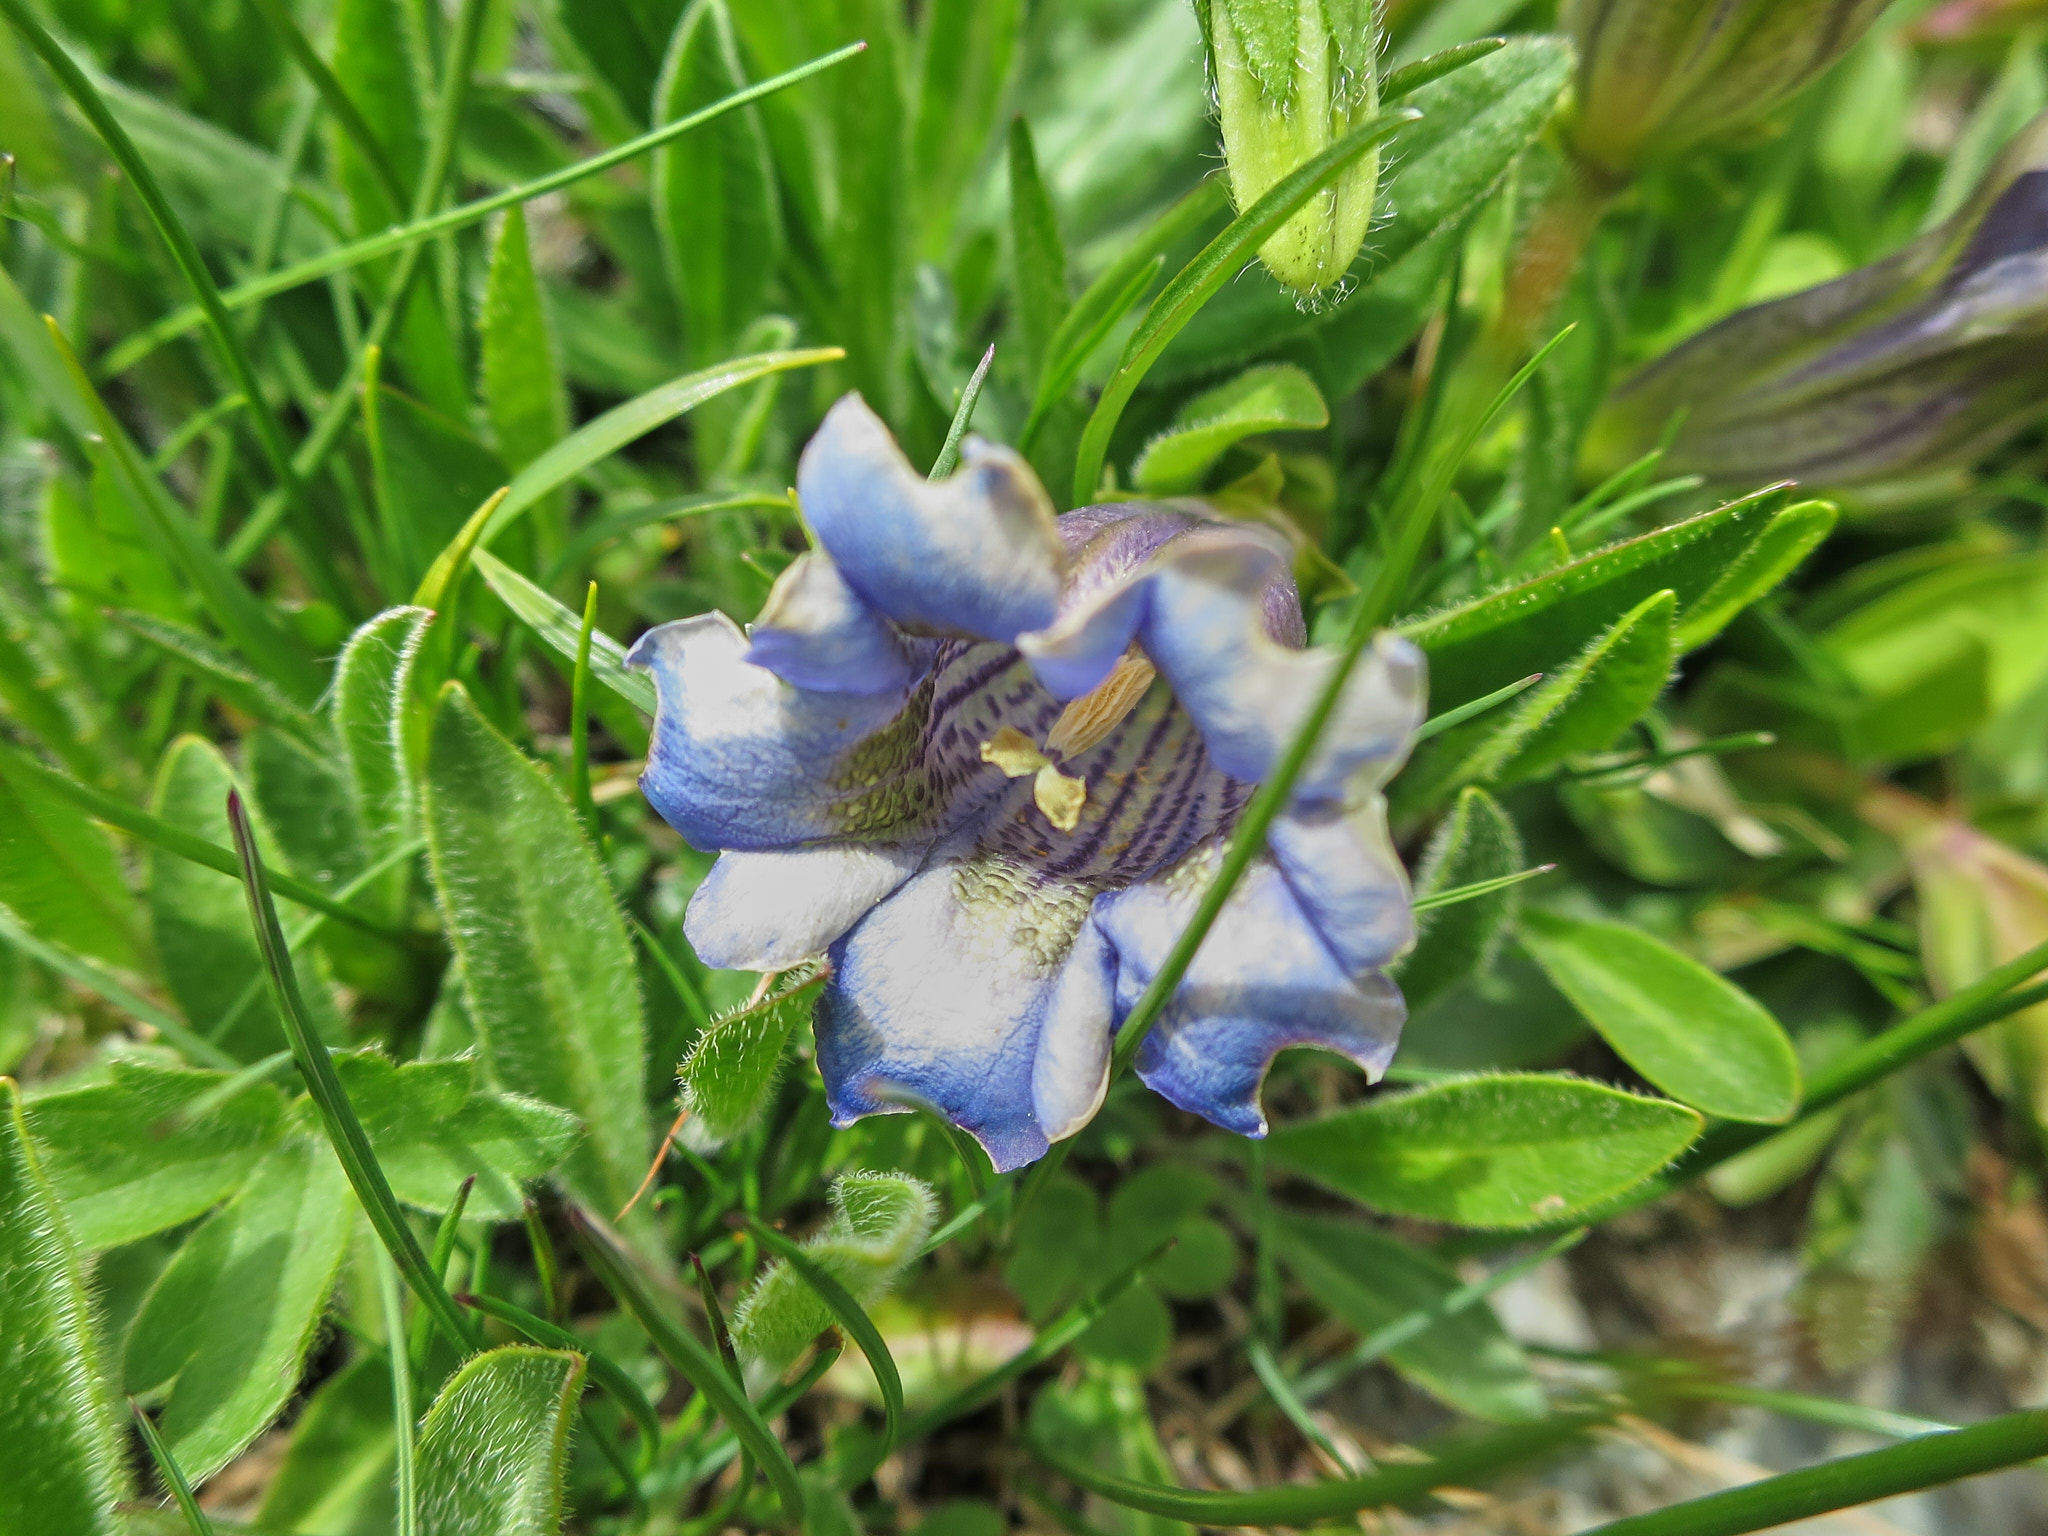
[1136,528,1426,802]
[628,613,924,850]
[815,854,1117,1172]
[685,843,926,972]
[1266,793,1414,976]
[746,551,920,695]
[1095,849,1404,1136]
[798,394,1065,642]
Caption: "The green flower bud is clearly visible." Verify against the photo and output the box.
[1566,0,1890,174]
[1589,111,2048,487]
[1205,0,1380,296]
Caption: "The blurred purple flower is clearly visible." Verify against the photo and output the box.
[1594,112,2048,486]
[629,396,1424,1170]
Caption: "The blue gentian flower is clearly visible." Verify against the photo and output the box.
[628,396,1425,1171]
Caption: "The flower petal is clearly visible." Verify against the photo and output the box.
[746,551,920,696]
[1095,848,1404,1136]
[815,856,1116,1172]
[798,395,1065,642]
[1137,528,1426,801]
[1266,792,1415,976]
[628,613,926,850]
[684,843,926,972]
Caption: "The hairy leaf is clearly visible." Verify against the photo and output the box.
[415,1347,585,1536]
[0,1078,126,1534]
[1267,1074,1703,1228]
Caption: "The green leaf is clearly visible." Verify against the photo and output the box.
[124,1131,353,1480]
[26,1060,286,1250]
[0,1077,126,1535]
[911,0,1023,248]
[473,549,657,715]
[677,968,828,1151]
[333,1050,584,1221]
[107,610,328,749]
[330,0,423,231]
[654,0,783,365]
[1266,1074,1703,1228]
[1408,589,1678,814]
[1395,787,1523,1013]
[1035,1411,1605,1526]
[554,0,669,130]
[449,349,840,566]
[0,739,145,972]
[1008,115,1070,385]
[415,1347,585,1536]
[147,737,345,1062]
[1071,105,1416,504]
[421,684,650,1218]
[1131,363,1328,493]
[333,606,434,866]
[732,1171,935,1379]
[247,728,372,903]
[1271,1210,1545,1422]
[1517,909,1802,1125]
[481,204,570,481]
[256,1356,396,1536]
[374,387,510,590]
[1401,488,1825,714]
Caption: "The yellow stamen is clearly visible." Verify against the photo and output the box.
[1033,765,1087,832]
[980,727,1088,832]
[1045,652,1158,759]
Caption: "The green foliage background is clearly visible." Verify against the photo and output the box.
[3,0,2048,1533]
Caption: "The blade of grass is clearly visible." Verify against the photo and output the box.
[570,1207,805,1524]
[542,492,791,586]
[131,1401,216,1536]
[1410,864,1554,914]
[689,1252,743,1385]
[373,1246,420,1536]
[1023,178,1228,455]
[0,0,310,528]
[477,349,842,552]
[473,549,657,715]
[100,44,870,380]
[1413,673,1542,741]
[1070,107,1418,505]
[929,343,995,480]
[523,1199,562,1324]
[1246,1338,1349,1467]
[0,905,234,1070]
[245,0,408,214]
[408,1176,474,1378]
[1380,37,1507,102]
[225,0,489,565]
[1035,1410,1608,1524]
[41,320,324,703]
[457,1291,662,1475]
[1291,1228,1587,1403]
[570,583,600,839]
[739,1214,906,1457]
[892,1236,1172,1451]
[3,745,413,939]
[227,791,475,1352]
[1577,1407,2048,1536]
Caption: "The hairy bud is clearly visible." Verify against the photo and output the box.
[1205,0,1380,296]
[1566,0,1890,174]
